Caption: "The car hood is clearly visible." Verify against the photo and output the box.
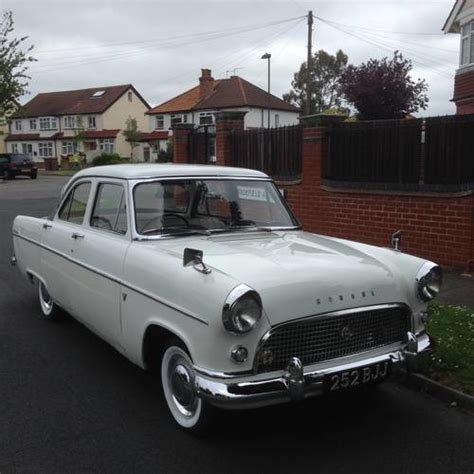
[157,230,412,326]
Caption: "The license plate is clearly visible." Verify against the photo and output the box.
[324,361,391,393]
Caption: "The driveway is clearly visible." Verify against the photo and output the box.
[1,175,473,473]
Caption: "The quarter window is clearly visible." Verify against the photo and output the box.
[91,183,128,234]
[58,182,91,224]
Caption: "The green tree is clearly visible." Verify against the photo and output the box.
[122,116,142,162]
[340,51,429,120]
[0,11,36,116]
[283,49,348,115]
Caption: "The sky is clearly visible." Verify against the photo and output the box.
[2,0,460,117]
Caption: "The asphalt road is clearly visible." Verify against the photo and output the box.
[1,175,473,474]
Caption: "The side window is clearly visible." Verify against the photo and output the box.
[90,183,128,235]
[58,182,91,224]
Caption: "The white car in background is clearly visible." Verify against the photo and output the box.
[12,164,441,433]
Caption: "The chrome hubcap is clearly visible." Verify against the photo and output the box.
[169,359,197,417]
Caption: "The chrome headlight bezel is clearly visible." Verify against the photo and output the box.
[222,284,263,334]
[416,262,442,302]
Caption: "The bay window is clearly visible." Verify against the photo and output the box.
[39,142,54,158]
[98,138,115,153]
[62,141,78,155]
[39,117,57,130]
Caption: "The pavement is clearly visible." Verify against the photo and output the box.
[1,175,473,474]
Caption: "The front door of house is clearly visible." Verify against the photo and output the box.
[144,147,150,162]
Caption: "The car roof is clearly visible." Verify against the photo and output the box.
[73,164,269,180]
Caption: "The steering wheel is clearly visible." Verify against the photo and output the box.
[141,213,189,233]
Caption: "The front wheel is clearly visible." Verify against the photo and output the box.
[161,341,215,434]
[38,281,61,320]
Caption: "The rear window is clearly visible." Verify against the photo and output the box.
[11,154,33,163]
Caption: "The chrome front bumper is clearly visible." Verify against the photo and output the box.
[194,331,431,410]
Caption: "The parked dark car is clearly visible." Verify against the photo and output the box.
[0,154,38,179]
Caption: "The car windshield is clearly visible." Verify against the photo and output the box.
[133,178,299,236]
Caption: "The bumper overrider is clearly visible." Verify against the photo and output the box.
[193,331,432,410]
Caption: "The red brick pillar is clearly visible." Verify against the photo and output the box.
[171,124,194,164]
[214,111,246,167]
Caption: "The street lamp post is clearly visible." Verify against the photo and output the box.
[261,52,271,128]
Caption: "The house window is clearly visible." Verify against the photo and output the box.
[275,114,280,127]
[22,143,33,155]
[199,112,214,125]
[128,91,133,102]
[39,117,57,130]
[170,114,187,125]
[461,21,474,65]
[88,116,97,129]
[64,116,76,129]
[98,138,114,153]
[62,141,78,155]
[11,143,18,153]
[30,119,37,130]
[155,115,164,130]
[14,120,22,131]
[38,142,53,158]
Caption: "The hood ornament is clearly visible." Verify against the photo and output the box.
[183,248,211,275]
[391,230,402,252]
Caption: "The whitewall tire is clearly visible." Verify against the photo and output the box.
[161,342,214,433]
[38,281,60,320]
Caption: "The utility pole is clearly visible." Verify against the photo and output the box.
[306,10,313,117]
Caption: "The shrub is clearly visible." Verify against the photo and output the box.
[92,152,122,167]
[155,140,173,163]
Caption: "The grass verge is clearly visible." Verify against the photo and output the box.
[422,302,474,396]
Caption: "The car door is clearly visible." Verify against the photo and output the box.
[40,180,93,313]
[67,179,130,349]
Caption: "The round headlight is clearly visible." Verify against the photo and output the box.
[416,263,442,302]
[223,284,262,334]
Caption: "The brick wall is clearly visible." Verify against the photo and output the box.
[454,69,474,115]
[280,128,474,270]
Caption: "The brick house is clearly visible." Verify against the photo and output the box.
[144,69,300,162]
[7,84,150,165]
[443,0,474,113]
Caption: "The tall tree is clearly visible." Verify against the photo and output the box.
[340,51,429,120]
[0,11,36,116]
[283,49,348,115]
[122,116,143,162]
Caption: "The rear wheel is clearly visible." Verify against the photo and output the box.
[30,171,37,179]
[38,281,61,320]
[161,340,215,434]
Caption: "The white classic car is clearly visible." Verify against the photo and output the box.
[12,164,442,432]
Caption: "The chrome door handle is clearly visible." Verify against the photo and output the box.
[43,222,53,229]
[71,233,85,239]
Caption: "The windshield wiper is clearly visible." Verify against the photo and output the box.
[227,225,274,233]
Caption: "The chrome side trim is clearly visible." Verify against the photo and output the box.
[12,232,208,325]
[252,302,411,373]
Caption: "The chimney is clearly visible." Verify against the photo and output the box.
[199,68,214,98]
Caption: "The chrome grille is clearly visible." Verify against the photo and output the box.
[255,305,410,373]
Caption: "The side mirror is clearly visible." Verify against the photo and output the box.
[391,230,402,251]
[183,248,211,274]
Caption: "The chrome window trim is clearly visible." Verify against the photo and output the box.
[252,303,411,374]
[129,176,301,241]
[56,179,93,226]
